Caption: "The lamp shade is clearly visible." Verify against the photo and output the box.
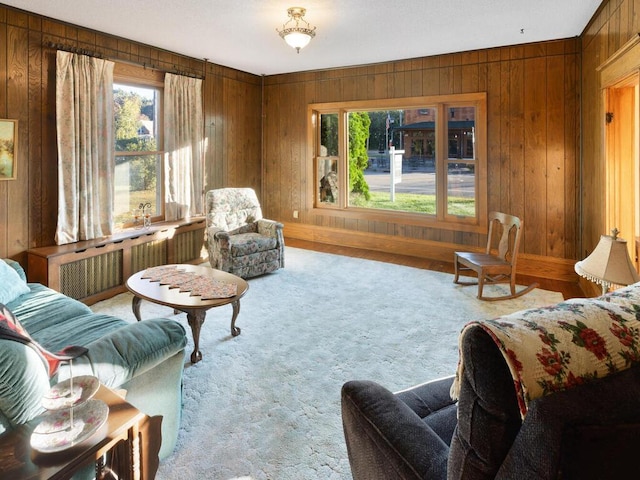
[575,231,640,289]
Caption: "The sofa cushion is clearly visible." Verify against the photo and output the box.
[0,259,30,304]
[7,283,93,335]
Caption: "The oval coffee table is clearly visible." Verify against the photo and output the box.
[126,264,249,364]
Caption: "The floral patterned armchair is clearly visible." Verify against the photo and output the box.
[206,188,284,279]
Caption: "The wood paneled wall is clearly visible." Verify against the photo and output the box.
[263,40,581,261]
[0,5,262,263]
[2,1,627,277]
[580,0,640,258]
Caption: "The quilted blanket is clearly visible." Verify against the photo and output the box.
[451,285,640,417]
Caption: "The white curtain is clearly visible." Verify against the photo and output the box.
[164,73,204,221]
[55,51,115,245]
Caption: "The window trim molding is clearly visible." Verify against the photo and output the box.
[307,93,488,234]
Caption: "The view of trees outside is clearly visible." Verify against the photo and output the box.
[113,84,162,227]
[348,112,371,200]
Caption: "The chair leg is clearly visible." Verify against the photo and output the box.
[453,255,460,283]
[477,274,485,299]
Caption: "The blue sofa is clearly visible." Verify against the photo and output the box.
[0,258,187,460]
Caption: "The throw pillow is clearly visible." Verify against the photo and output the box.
[0,303,70,377]
[0,259,30,304]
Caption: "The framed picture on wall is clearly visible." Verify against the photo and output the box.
[0,119,17,180]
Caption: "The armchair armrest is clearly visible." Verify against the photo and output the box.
[257,219,284,238]
[341,380,449,480]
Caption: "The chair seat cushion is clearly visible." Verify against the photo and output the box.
[229,232,277,256]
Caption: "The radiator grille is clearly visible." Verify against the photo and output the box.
[131,240,168,272]
[174,228,205,263]
[60,250,123,300]
[56,224,204,301]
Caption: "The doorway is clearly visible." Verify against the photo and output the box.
[604,76,639,263]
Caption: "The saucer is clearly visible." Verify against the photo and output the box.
[31,399,108,453]
[42,375,99,411]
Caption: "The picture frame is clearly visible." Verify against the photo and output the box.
[0,119,17,180]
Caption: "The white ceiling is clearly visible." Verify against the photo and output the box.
[2,0,603,76]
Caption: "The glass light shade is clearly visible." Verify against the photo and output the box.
[574,232,640,292]
[283,31,312,51]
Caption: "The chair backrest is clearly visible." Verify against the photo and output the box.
[485,211,522,266]
[206,188,263,231]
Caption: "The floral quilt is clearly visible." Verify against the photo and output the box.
[451,285,640,418]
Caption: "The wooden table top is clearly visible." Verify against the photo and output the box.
[0,385,148,479]
[126,264,249,310]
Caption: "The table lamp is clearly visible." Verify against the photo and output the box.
[574,228,640,295]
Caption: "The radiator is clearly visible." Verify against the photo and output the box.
[56,224,205,301]
[60,250,123,299]
[131,239,168,272]
[174,228,205,264]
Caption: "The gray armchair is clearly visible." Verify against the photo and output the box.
[205,188,284,279]
[342,309,640,479]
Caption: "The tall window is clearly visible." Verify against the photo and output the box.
[113,83,164,227]
[310,93,487,230]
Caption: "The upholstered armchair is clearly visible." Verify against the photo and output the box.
[206,188,284,279]
[341,289,640,479]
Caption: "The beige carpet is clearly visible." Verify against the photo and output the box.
[91,246,564,480]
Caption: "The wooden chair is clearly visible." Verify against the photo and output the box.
[453,211,537,301]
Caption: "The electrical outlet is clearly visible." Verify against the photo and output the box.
[293,210,299,219]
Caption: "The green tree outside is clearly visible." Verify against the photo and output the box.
[348,112,371,200]
[114,89,157,192]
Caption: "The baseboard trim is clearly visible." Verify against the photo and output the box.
[283,222,579,283]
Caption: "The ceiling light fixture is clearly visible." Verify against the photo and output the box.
[277,7,316,53]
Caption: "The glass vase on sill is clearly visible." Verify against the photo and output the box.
[143,214,151,229]
[132,209,142,230]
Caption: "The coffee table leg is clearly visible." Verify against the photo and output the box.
[231,300,242,337]
[132,296,142,321]
[186,310,206,364]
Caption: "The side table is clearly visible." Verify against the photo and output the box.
[0,385,161,480]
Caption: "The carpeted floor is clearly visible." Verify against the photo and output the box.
[91,246,564,480]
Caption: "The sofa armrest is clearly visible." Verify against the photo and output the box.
[0,339,49,434]
[56,318,187,389]
[341,380,449,480]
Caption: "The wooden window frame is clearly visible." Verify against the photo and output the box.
[307,93,488,233]
[113,63,166,227]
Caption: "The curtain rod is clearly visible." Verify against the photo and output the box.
[44,41,205,80]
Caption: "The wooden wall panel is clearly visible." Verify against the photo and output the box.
[263,39,581,260]
[0,19,8,257]
[580,0,640,257]
[0,4,262,263]
[0,1,620,271]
